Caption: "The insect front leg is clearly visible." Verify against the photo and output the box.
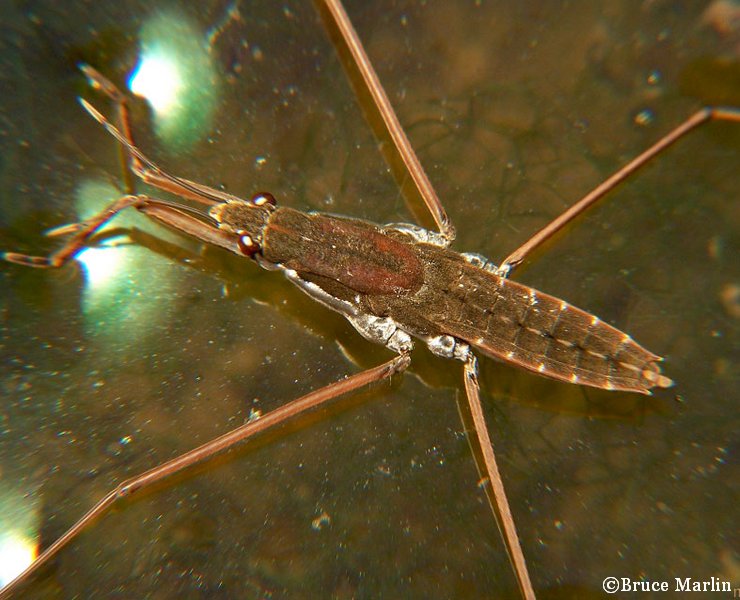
[2,195,242,268]
[77,95,245,208]
[3,194,145,268]
[80,65,260,208]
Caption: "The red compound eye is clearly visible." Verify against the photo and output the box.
[237,234,261,257]
[250,192,276,207]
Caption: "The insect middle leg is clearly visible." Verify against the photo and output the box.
[0,352,411,600]
[321,0,455,243]
[323,2,536,597]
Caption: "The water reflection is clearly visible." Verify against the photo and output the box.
[129,9,219,150]
[74,179,127,289]
[76,246,124,288]
[0,488,40,588]
[130,55,183,115]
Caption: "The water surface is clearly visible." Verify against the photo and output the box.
[1,1,738,597]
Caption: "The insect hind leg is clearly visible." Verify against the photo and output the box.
[499,106,740,275]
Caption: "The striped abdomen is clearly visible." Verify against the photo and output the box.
[415,250,673,394]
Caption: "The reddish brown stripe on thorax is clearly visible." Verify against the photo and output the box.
[263,208,424,295]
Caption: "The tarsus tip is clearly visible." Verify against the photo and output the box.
[78,97,103,122]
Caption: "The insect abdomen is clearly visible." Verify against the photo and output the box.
[424,254,673,394]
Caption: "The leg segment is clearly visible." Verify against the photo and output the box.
[462,355,536,600]
[79,97,243,207]
[3,194,242,268]
[80,65,245,207]
[322,0,456,243]
[79,63,137,193]
[4,195,145,268]
[0,352,411,599]
[498,107,740,276]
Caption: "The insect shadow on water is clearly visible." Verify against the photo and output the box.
[1,1,735,594]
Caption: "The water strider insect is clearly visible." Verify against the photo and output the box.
[1,2,740,596]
